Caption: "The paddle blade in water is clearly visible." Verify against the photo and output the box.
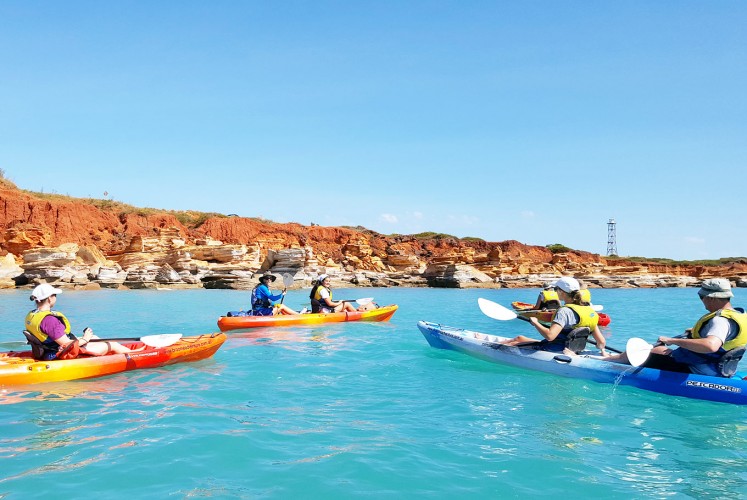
[626,337,654,367]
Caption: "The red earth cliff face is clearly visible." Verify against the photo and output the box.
[0,182,188,255]
[3,179,747,277]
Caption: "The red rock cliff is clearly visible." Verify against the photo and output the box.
[2,179,746,290]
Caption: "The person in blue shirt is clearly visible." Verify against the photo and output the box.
[251,272,298,316]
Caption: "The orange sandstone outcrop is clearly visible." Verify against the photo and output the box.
[1,179,746,290]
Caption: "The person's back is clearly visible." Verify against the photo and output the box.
[309,282,324,313]
[535,287,561,310]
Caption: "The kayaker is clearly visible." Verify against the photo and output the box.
[604,278,747,376]
[24,284,141,360]
[501,276,607,355]
[533,283,561,310]
[309,274,358,314]
[251,272,298,316]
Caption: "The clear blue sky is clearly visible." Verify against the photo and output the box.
[1,1,745,261]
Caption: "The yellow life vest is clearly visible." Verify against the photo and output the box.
[24,310,71,342]
[691,309,747,351]
[540,290,559,303]
[313,285,332,302]
[563,304,599,330]
[578,289,591,303]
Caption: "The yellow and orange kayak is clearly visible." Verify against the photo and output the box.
[511,301,611,326]
[217,304,399,332]
[0,332,226,386]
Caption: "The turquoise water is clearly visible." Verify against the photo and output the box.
[2,287,747,498]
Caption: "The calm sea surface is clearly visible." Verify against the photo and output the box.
[1,287,747,498]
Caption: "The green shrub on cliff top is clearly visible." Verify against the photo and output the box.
[413,232,458,240]
[546,243,572,253]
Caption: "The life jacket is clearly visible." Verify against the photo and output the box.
[559,304,599,331]
[25,310,71,343]
[578,289,592,303]
[251,284,272,311]
[690,309,747,352]
[310,284,332,313]
[24,310,78,360]
[538,290,561,309]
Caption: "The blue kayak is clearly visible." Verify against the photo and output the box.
[417,321,747,405]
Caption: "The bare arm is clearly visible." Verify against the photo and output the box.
[591,326,606,355]
[658,335,722,354]
[529,317,562,341]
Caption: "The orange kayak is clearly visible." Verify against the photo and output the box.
[217,304,399,332]
[0,332,226,386]
[511,301,611,327]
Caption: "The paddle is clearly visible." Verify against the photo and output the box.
[625,338,655,367]
[280,273,294,304]
[625,334,687,367]
[88,333,183,348]
[477,298,622,354]
[341,297,374,306]
[513,302,603,313]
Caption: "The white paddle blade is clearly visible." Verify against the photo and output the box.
[140,333,183,348]
[282,273,294,288]
[626,337,654,367]
[478,298,519,321]
[355,297,374,305]
[592,304,604,312]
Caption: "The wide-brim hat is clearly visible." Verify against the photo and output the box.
[259,272,277,282]
[698,278,733,299]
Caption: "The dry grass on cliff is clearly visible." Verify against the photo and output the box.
[17,186,227,229]
[0,171,17,189]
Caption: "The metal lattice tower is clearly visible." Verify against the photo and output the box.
[607,219,618,256]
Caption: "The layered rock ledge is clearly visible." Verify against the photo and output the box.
[2,181,746,291]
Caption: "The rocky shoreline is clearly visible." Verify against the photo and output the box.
[2,180,747,293]
[2,226,746,293]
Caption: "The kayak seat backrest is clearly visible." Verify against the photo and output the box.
[23,330,47,360]
[565,327,591,354]
[719,346,746,378]
[541,300,561,310]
